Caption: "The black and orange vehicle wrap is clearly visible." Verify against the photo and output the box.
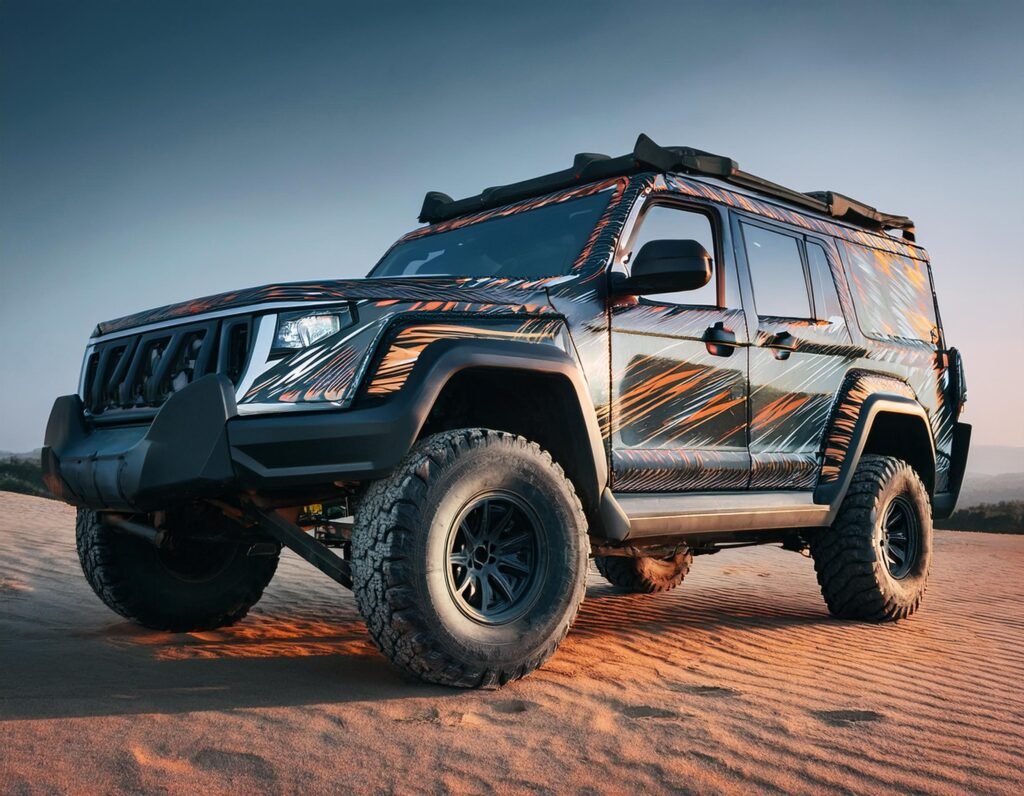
[85,165,958,500]
[364,318,566,396]
[819,372,919,484]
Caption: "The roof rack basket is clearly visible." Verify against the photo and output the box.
[419,134,915,241]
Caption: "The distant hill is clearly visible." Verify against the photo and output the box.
[958,472,1024,508]
[956,444,1024,508]
[0,448,41,462]
[936,501,1023,534]
[0,456,49,498]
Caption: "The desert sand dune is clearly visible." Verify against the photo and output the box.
[1,491,1022,794]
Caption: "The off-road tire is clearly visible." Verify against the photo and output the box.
[811,455,932,622]
[352,429,589,688]
[76,508,279,632]
[594,550,693,593]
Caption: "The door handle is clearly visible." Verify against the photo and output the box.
[703,322,737,357]
[766,330,796,360]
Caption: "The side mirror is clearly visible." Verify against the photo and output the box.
[618,239,712,296]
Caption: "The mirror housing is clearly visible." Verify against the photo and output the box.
[617,239,712,296]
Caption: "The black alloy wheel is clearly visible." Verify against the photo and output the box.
[879,494,921,580]
[445,492,547,625]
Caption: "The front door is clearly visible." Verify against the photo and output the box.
[610,200,750,492]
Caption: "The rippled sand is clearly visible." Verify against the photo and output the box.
[1,492,1021,794]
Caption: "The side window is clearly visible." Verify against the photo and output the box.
[628,205,718,307]
[742,223,811,319]
[839,240,939,342]
[806,240,843,322]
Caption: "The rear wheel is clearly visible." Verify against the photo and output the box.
[76,508,279,632]
[811,455,932,622]
[594,549,692,593]
[352,429,589,688]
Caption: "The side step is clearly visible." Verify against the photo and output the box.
[614,491,832,541]
[243,502,353,589]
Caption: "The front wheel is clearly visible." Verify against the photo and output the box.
[594,549,692,593]
[811,455,932,622]
[76,508,279,632]
[352,429,589,688]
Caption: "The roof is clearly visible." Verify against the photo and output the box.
[418,134,916,241]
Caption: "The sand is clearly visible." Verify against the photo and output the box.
[1,491,1022,794]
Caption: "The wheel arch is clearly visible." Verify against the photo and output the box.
[815,393,936,513]
[379,338,617,536]
[418,365,603,510]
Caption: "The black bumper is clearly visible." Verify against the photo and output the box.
[42,340,606,515]
[41,373,426,512]
[42,375,239,511]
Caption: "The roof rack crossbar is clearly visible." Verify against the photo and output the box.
[418,134,916,241]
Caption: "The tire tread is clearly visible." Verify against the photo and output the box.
[351,428,588,688]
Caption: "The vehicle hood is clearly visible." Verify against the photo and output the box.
[93,276,562,337]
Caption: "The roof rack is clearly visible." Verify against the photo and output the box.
[418,134,916,241]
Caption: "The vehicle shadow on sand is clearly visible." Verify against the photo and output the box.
[1,577,832,722]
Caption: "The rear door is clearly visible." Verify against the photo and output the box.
[610,199,750,492]
[733,217,856,489]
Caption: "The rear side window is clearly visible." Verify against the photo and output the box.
[839,241,938,342]
[806,240,843,321]
[741,223,811,318]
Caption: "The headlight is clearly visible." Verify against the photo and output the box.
[272,309,350,353]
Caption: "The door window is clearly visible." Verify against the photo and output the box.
[627,205,718,307]
[742,223,811,319]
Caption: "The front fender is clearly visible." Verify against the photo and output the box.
[228,339,609,500]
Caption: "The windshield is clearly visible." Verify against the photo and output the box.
[369,191,612,279]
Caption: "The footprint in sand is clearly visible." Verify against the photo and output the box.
[668,684,738,697]
[812,709,885,727]
[192,748,277,781]
[621,705,679,719]
[490,699,539,715]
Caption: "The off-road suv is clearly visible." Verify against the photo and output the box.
[43,134,970,687]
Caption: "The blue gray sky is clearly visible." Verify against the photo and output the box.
[1,0,1022,451]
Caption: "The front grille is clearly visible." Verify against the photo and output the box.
[82,315,254,417]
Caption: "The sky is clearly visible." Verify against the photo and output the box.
[1,0,1023,452]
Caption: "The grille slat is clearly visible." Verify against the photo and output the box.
[83,315,254,418]
[144,332,182,404]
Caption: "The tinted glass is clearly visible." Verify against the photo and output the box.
[369,191,612,279]
[629,205,717,307]
[743,223,810,318]
[840,241,939,342]
[806,240,843,321]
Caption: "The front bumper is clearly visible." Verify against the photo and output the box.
[41,373,422,512]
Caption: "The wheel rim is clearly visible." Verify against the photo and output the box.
[444,491,547,625]
[880,495,920,580]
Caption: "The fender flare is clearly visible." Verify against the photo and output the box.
[814,392,935,515]
[396,336,609,487]
[373,336,626,538]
